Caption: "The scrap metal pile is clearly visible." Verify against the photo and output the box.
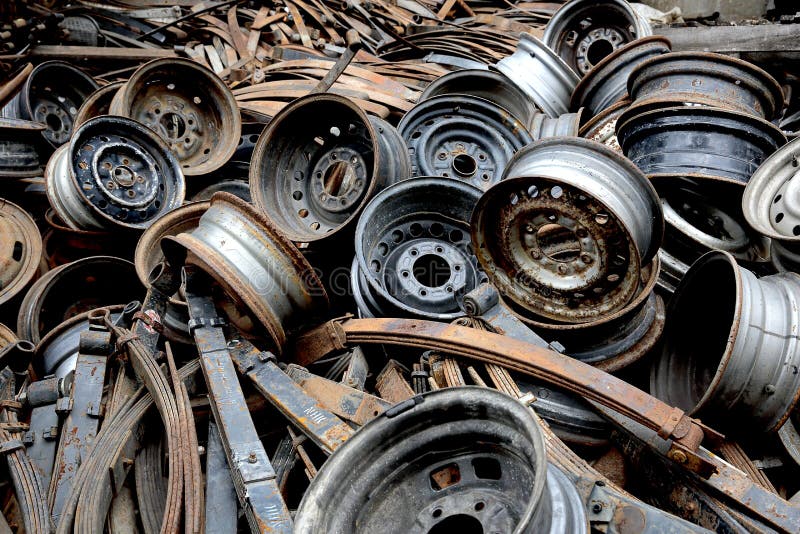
[2,0,800,532]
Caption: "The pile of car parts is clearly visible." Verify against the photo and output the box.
[0,0,800,532]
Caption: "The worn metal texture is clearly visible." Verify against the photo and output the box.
[249,93,410,244]
[73,81,125,130]
[399,94,532,190]
[496,33,580,118]
[471,137,661,324]
[1,60,98,149]
[628,51,784,119]
[419,68,539,130]
[616,103,787,185]
[0,118,46,178]
[110,58,241,175]
[0,198,42,308]
[578,98,629,153]
[528,110,582,141]
[571,36,671,116]
[543,0,652,75]
[295,387,588,533]
[353,177,485,320]
[23,376,65,487]
[163,192,328,351]
[652,251,800,434]
[205,421,238,534]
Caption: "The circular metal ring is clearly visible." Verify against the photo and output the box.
[419,68,539,129]
[1,60,98,148]
[74,81,125,130]
[0,198,43,308]
[528,110,583,141]
[353,177,484,320]
[162,192,328,352]
[495,33,580,118]
[578,98,629,153]
[0,118,46,178]
[16,256,140,344]
[398,95,532,191]
[543,0,652,75]
[294,387,588,534]
[110,58,241,175]
[617,104,787,185]
[651,251,800,434]
[771,240,800,274]
[571,36,671,116]
[250,94,410,244]
[742,135,800,241]
[46,115,186,231]
[628,51,784,120]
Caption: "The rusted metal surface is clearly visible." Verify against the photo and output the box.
[0,198,42,308]
[375,360,416,403]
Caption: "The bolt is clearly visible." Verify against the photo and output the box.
[437,152,447,160]
[669,450,688,464]
[557,264,567,274]
[591,503,603,514]
[248,452,257,463]
[530,250,541,259]
[764,384,776,394]
[581,253,592,264]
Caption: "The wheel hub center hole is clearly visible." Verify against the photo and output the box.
[323,161,357,197]
[428,514,483,534]
[452,153,477,177]
[46,113,63,131]
[112,165,135,187]
[160,112,186,139]
[537,223,581,262]
[586,39,614,65]
[413,254,451,288]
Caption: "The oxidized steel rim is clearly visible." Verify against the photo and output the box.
[110,58,241,175]
[617,104,787,184]
[74,81,125,129]
[543,0,652,75]
[628,51,785,120]
[742,135,800,240]
[578,98,630,152]
[62,115,186,230]
[0,118,46,178]
[398,94,532,191]
[16,256,140,344]
[1,60,99,148]
[163,192,328,351]
[250,94,410,244]
[651,250,800,433]
[353,177,484,320]
[295,387,587,534]
[495,33,580,118]
[419,68,539,129]
[0,198,43,307]
[570,36,671,116]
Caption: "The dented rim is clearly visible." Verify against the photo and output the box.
[528,109,582,141]
[570,36,671,116]
[354,177,485,320]
[0,199,43,307]
[651,250,800,433]
[163,192,328,351]
[628,51,785,120]
[295,387,588,534]
[398,94,532,191]
[471,137,661,324]
[250,93,410,244]
[543,0,652,75]
[1,60,99,148]
[742,135,800,240]
[496,33,580,118]
[110,58,241,175]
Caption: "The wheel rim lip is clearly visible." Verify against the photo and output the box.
[743,135,800,240]
[249,93,385,243]
[74,81,125,130]
[354,176,482,320]
[0,198,43,306]
[113,57,241,176]
[68,115,186,229]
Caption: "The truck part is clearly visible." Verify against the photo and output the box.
[294,387,588,533]
[110,58,241,175]
[353,177,484,320]
[398,94,532,190]
[0,118,46,178]
[578,99,629,152]
[249,93,409,244]
[471,137,661,323]
[652,251,800,434]
[628,52,784,120]
[22,374,69,490]
[0,198,42,308]
[496,33,580,118]
[163,192,328,351]
[571,36,671,116]
[543,0,652,75]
